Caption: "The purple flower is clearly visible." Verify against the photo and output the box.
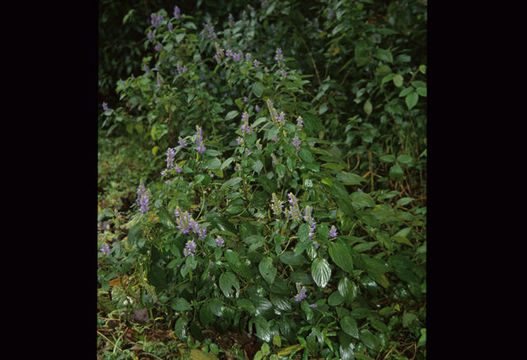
[245,149,251,157]
[277,111,285,126]
[175,166,182,173]
[309,303,318,309]
[174,6,181,19]
[151,13,163,28]
[195,126,206,154]
[294,282,307,302]
[178,138,187,148]
[228,13,234,23]
[255,105,260,113]
[215,236,225,248]
[147,30,153,41]
[243,96,248,103]
[271,193,284,218]
[175,62,187,75]
[161,169,168,177]
[165,148,176,169]
[287,193,301,221]
[183,240,196,257]
[168,23,173,33]
[329,225,338,238]
[271,135,279,143]
[202,21,217,40]
[296,116,303,128]
[102,103,110,111]
[143,64,150,74]
[236,137,244,146]
[174,206,192,234]
[253,59,260,67]
[154,42,163,52]
[136,182,150,213]
[240,112,251,134]
[292,137,301,152]
[274,48,284,62]
[271,153,278,165]
[245,53,252,60]
[100,244,110,256]
[280,69,287,78]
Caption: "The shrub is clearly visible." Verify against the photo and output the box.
[99,2,426,359]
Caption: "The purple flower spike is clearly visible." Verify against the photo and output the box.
[215,236,225,248]
[183,240,196,257]
[136,182,150,213]
[294,282,307,302]
[174,6,181,19]
[178,138,187,148]
[329,225,338,238]
[102,103,109,111]
[100,244,110,256]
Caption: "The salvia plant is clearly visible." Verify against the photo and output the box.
[100,1,426,359]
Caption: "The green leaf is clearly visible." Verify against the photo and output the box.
[219,271,239,298]
[279,251,307,266]
[175,33,185,43]
[337,172,366,185]
[375,48,393,63]
[220,157,235,170]
[391,227,413,246]
[253,82,264,98]
[396,154,413,166]
[328,291,345,306]
[389,164,404,181]
[311,258,331,288]
[225,110,239,121]
[254,315,272,342]
[259,257,277,284]
[341,316,359,339]
[416,86,427,97]
[379,154,395,163]
[252,160,264,173]
[405,92,419,110]
[171,297,192,312]
[221,177,242,189]
[350,192,375,208]
[393,74,403,87]
[381,73,394,85]
[237,298,256,315]
[399,87,413,97]
[205,157,221,170]
[359,329,380,351]
[328,242,353,273]
[363,99,372,116]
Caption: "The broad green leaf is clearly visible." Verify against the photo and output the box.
[279,251,307,266]
[381,73,394,85]
[237,298,256,315]
[311,258,331,288]
[337,172,366,185]
[219,271,239,297]
[379,154,395,163]
[405,91,419,110]
[253,82,264,97]
[254,315,272,342]
[171,297,192,312]
[389,164,404,181]
[350,192,375,208]
[328,242,353,273]
[416,86,427,97]
[205,157,221,170]
[341,316,359,339]
[221,177,242,189]
[328,291,345,306]
[225,110,239,121]
[359,329,380,351]
[363,99,372,116]
[252,160,264,173]
[375,48,393,63]
[396,154,413,165]
[393,74,403,87]
[220,157,234,170]
[259,257,277,284]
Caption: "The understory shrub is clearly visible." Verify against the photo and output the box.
[99,1,426,359]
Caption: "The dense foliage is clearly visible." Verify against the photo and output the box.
[98,1,426,359]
